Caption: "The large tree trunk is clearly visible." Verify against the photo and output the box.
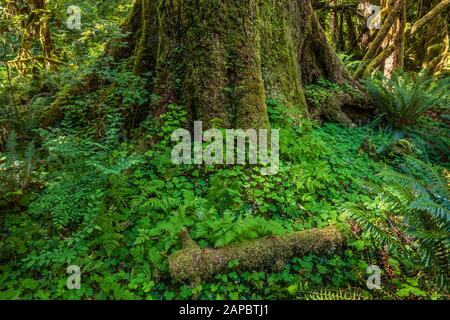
[43,0,363,130]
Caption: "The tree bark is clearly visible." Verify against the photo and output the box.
[383,0,406,77]
[407,0,450,74]
[354,0,407,79]
[42,0,365,130]
[169,226,344,282]
[6,0,55,73]
[410,0,450,36]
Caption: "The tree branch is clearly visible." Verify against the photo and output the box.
[410,0,450,35]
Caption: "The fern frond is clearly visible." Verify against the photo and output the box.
[379,169,428,199]
[302,288,368,301]
[341,203,398,248]
[344,156,449,286]
[362,71,449,127]
[6,131,18,164]
[409,197,450,223]
[403,156,449,200]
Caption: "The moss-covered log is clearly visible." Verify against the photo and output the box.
[169,226,345,282]
[40,0,368,130]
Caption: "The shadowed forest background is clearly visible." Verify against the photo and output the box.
[0,0,449,300]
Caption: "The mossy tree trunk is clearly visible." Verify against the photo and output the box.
[407,0,450,74]
[355,0,450,78]
[6,0,56,73]
[354,0,408,79]
[112,0,356,129]
[382,0,407,78]
[41,0,365,129]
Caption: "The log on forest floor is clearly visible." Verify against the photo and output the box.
[169,226,345,282]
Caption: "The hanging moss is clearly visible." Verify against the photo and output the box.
[169,226,345,282]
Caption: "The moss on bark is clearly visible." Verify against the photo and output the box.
[152,0,355,128]
[40,0,365,129]
[169,226,345,282]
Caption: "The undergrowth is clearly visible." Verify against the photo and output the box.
[1,96,448,299]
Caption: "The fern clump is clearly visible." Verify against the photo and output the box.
[362,71,450,127]
[343,156,449,288]
[0,131,42,207]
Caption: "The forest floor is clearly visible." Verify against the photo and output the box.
[1,106,448,299]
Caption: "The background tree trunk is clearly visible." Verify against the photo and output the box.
[6,0,55,73]
[407,0,450,74]
[383,0,406,78]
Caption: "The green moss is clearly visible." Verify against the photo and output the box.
[385,139,414,157]
[154,0,270,129]
[137,0,352,129]
[259,0,307,119]
[169,226,344,282]
[131,0,159,74]
[304,79,369,124]
[39,0,360,129]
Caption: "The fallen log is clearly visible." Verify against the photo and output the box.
[169,226,345,282]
